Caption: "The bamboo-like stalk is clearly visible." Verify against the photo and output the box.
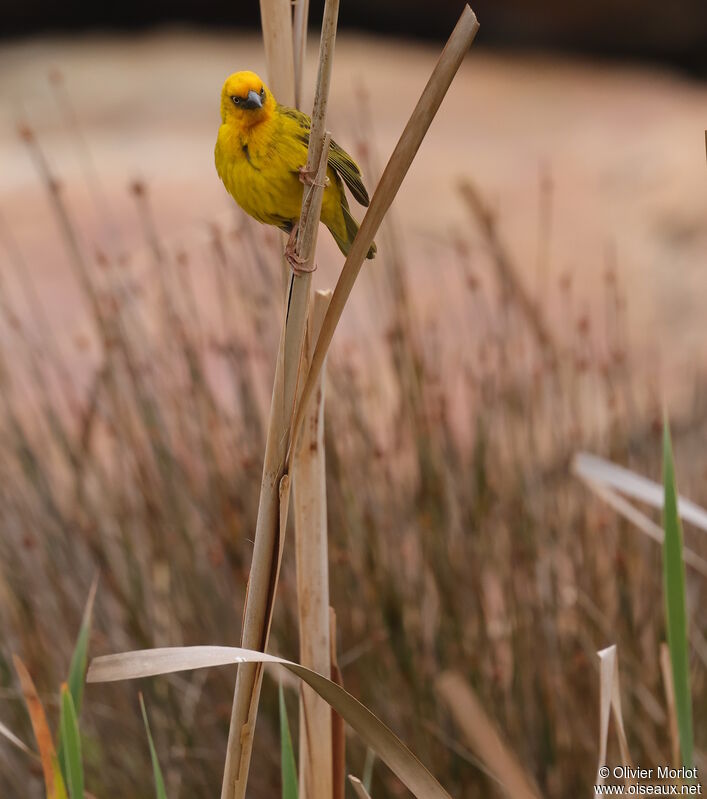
[294,289,333,799]
[221,3,340,797]
[288,5,480,464]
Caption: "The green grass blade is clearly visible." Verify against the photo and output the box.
[59,684,84,799]
[662,420,694,768]
[58,576,97,784]
[68,576,98,715]
[139,693,168,799]
[278,683,298,799]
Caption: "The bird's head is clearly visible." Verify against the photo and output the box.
[220,71,274,127]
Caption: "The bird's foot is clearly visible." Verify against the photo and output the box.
[285,224,317,276]
[286,251,316,276]
[298,165,329,189]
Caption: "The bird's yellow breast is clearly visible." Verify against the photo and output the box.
[215,108,343,233]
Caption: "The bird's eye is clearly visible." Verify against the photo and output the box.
[260,87,265,96]
[231,96,241,105]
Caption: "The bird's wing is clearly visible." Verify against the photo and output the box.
[328,139,370,207]
[280,106,371,207]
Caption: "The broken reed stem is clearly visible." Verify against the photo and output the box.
[294,289,333,799]
[221,3,339,797]
[287,4,479,466]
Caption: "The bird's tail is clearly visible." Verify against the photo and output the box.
[334,205,376,260]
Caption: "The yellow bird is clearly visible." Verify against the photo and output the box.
[214,71,376,269]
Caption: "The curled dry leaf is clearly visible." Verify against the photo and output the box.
[88,645,451,799]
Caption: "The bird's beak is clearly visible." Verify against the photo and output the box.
[242,90,263,110]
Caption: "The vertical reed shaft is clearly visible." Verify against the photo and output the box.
[294,290,333,799]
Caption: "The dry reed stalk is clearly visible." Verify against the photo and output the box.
[436,671,541,799]
[258,0,296,106]
[330,608,345,799]
[294,289,333,799]
[458,179,555,355]
[17,130,177,547]
[221,142,330,797]
[293,0,310,108]
[259,0,297,293]
[18,126,106,336]
[48,69,117,243]
[0,210,79,418]
[221,3,340,796]
[288,5,479,462]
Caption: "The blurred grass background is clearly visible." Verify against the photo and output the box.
[0,2,706,797]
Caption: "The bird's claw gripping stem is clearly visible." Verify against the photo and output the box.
[285,224,317,276]
[286,252,317,276]
[298,165,329,190]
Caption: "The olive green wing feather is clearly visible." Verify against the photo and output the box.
[279,105,371,207]
[328,139,370,207]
